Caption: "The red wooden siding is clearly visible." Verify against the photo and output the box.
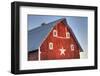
[40,21,80,60]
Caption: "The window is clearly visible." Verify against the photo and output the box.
[53,30,57,37]
[70,44,74,51]
[66,32,70,38]
[49,42,53,50]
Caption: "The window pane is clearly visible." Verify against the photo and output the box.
[71,44,74,51]
[53,30,57,37]
[66,32,70,38]
[49,42,53,50]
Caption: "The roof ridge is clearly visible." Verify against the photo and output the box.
[28,18,66,32]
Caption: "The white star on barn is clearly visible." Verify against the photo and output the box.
[59,47,66,55]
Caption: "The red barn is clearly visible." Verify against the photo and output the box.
[28,18,83,61]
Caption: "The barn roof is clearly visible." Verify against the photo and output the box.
[28,18,83,52]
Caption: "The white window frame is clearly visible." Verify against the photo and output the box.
[49,42,53,50]
[66,32,70,38]
[70,44,74,51]
[53,30,57,37]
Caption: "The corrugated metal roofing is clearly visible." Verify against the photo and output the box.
[28,18,83,52]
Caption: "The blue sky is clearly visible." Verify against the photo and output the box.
[28,15,88,52]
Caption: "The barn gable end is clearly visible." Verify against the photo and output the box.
[40,19,83,60]
[28,18,83,60]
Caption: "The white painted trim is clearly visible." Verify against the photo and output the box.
[55,36,67,39]
[38,47,40,61]
[66,32,70,39]
[70,44,74,51]
[53,29,57,37]
[49,42,53,50]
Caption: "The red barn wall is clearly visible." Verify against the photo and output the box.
[40,21,80,60]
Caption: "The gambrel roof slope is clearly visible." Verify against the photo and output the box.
[28,18,83,52]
